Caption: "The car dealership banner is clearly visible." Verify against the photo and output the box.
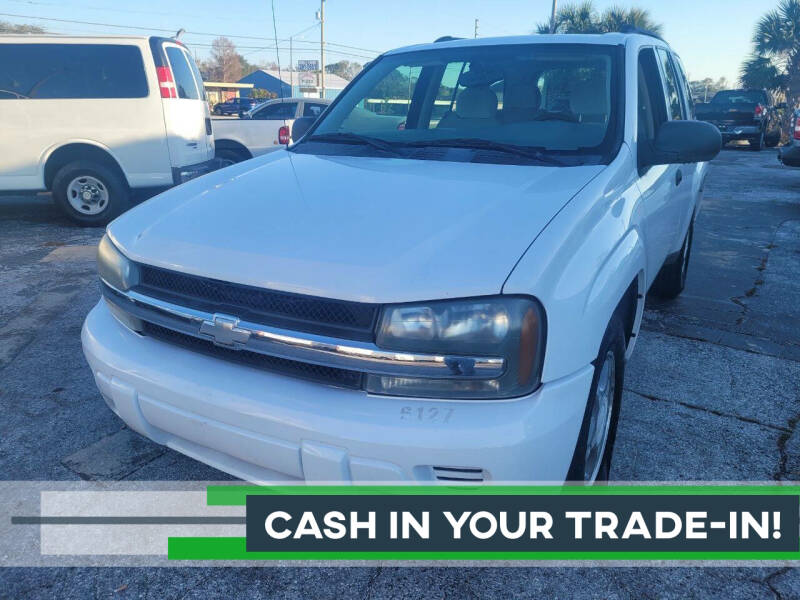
[2,482,800,566]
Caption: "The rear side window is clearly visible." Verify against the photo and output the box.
[165,46,200,100]
[656,48,684,120]
[253,102,297,120]
[671,54,694,119]
[303,102,328,117]
[0,43,148,99]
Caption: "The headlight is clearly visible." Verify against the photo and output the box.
[97,234,139,291]
[366,296,545,399]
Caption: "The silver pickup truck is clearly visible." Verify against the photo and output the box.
[212,97,331,165]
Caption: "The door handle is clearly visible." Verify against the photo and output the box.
[675,169,683,186]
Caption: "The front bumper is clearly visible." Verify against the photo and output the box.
[81,300,594,483]
[778,144,800,167]
[171,158,223,185]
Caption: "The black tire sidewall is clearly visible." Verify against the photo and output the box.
[566,314,626,483]
[216,148,247,166]
[52,161,129,226]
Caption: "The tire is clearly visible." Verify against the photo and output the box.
[749,130,764,151]
[213,106,222,115]
[566,314,625,483]
[651,222,693,299]
[52,160,130,226]
[215,147,249,167]
[765,130,780,148]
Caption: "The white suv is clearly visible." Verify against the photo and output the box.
[82,32,720,483]
[0,35,216,225]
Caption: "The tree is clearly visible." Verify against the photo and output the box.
[739,0,800,137]
[739,55,787,93]
[325,60,363,81]
[536,2,662,35]
[0,20,45,33]
[689,77,730,103]
[201,37,243,82]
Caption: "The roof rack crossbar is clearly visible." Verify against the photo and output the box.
[617,25,664,41]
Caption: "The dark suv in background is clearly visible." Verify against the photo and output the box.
[212,97,263,117]
[696,89,781,150]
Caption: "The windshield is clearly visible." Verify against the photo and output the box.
[711,90,765,105]
[293,43,622,166]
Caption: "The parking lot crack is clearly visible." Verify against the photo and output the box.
[762,567,791,600]
[629,389,792,433]
[364,566,383,600]
[774,412,800,481]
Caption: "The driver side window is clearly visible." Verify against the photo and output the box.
[637,48,668,172]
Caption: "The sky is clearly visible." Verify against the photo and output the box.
[1,0,759,84]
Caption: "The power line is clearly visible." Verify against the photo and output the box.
[0,11,383,53]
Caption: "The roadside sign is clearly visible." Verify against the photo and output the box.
[297,60,319,72]
[299,72,317,89]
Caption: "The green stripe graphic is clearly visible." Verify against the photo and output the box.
[164,484,800,561]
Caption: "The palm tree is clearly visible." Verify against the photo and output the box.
[752,0,800,102]
[740,0,800,138]
[598,6,663,35]
[739,55,787,93]
[536,2,662,35]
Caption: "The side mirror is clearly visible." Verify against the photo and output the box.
[291,116,317,141]
[646,120,721,166]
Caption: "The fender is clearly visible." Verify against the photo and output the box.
[503,144,647,382]
[40,139,131,188]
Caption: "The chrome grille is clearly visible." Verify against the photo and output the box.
[142,321,363,389]
[137,264,379,341]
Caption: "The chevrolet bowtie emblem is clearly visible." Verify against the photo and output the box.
[199,314,251,348]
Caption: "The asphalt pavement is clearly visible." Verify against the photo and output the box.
[1,147,799,597]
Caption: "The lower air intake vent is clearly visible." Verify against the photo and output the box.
[432,466,486,482]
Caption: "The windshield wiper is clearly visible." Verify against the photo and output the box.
[306,132,404,156]
[403,138,569,166]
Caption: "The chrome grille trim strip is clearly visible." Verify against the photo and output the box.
[102,281,506,380]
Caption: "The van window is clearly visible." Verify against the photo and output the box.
[0,43,148,99]
[166,47,200,100]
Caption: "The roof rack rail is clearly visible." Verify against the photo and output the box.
[433,36,463,43]
[618,25,664,41]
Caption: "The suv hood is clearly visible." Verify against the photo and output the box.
[109,151,603,303]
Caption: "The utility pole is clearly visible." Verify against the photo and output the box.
[320,0,325,100]
[474,18,479,38]
[289,36,293,95]
[550,0,557,33]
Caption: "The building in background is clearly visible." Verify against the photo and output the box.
[203,81,254,106]
[237,69,348,100]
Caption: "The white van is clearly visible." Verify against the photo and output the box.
[0,35,216,225]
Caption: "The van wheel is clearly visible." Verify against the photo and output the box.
[566,314,625,483]
[651,222,693,299]
[216,148,248,167]
[52,161,130,226]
